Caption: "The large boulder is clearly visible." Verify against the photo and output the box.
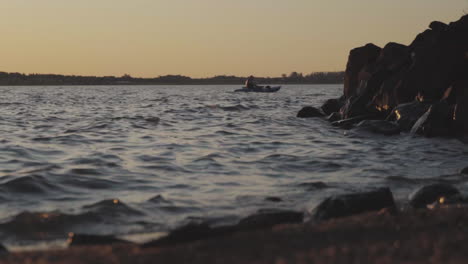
[452,79,468,135]
[409,183,461,208]
[387,101,431,131]
[370,43,412,112]
[410,100,454,137]
[331,115,374,129]
[321,97,344,115]
[297,106,324,118]
[343,43,381,99]
[354,120,401,136]
[313,188,396,221]
[237,209,303,229]
[399,16,468,103]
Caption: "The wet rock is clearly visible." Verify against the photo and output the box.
[265,197,282,202]
[401,16,468,103]
[321,98,344,115]
[0,244,7,254]
[410,101,454,137]
[143,210,303,248]
[237,209,303,229]
[429,21,448,32]
[331,115,374,129]
[409,183,461,208]
[141,223,232,248]
[68,233,133,247]
[297,106,324,118]
[326,112,342,122]
[344,43,382,98]
[313,188,396,221]
[452,79,468,135]
[355,120,401,135]
[387,101,431,131]
[461,167,468,175]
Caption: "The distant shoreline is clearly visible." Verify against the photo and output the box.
[0,71,344,86]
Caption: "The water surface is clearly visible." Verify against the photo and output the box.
[0,85,467,248]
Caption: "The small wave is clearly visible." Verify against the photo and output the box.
[64,123,110,133]
[215,130,238,136]
[32,134,90,145]
[147,195,171,204]
[82,199,144,217]
[0,175,62,194]
[297,181,329,190]
[0,211,99,240]
[68,168,103,176]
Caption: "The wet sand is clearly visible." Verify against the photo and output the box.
[2,206,468,264]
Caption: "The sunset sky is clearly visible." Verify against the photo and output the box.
[1,0,467,77]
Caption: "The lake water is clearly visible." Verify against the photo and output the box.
[0,84,467,249]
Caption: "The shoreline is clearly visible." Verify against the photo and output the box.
[2,206,468,263]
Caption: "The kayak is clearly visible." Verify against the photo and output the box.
[234,86,281,93]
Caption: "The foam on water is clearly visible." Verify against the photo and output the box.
[0,84,467,248]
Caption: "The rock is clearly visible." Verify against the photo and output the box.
[429,21,448,32]
[355,120,401,136]
[331,115,374,129]
[375,42,410,72]
[410,100,454,137]
[237,209,303,229]
[142,222,232,248]
[321,98,344,115]
[313,188,396,221]
[452,79,468,135]
[461,167,468,175]
[143,210,303,248]
[0,244,8,254]
[326,112,342,122]
[68,233,133,247]
[409,183,461,208]
[297,106,324,118]
[401,16,468,103]
[387,101,431,131]
[344,43,382,99]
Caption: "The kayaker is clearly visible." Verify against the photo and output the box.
[245,75,257,89]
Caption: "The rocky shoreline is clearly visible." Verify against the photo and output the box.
[0,14,467,264]
[298,15,468,138]
[3,205,468,263]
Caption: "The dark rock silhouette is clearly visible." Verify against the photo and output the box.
[321,98,344,115]
[410,101,453,137]
[343,43,381,99]
[409,184,461,209]
[313,188,396,221]
[302,14,468,138]
[331,115,373,129]
[0,244,7,254]
[326,112,342,122]
[237,210,303,229]
[386,101,430,131]
[297,106,324,118]
[461,167,468,175]
[354,120,401,136]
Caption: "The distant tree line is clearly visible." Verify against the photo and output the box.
[0,71,344,86]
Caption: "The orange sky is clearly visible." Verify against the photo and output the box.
[1,0,466,77]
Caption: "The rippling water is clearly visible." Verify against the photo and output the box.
[0,85,467,248]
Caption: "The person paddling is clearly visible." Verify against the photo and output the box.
[245,75,257,89]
